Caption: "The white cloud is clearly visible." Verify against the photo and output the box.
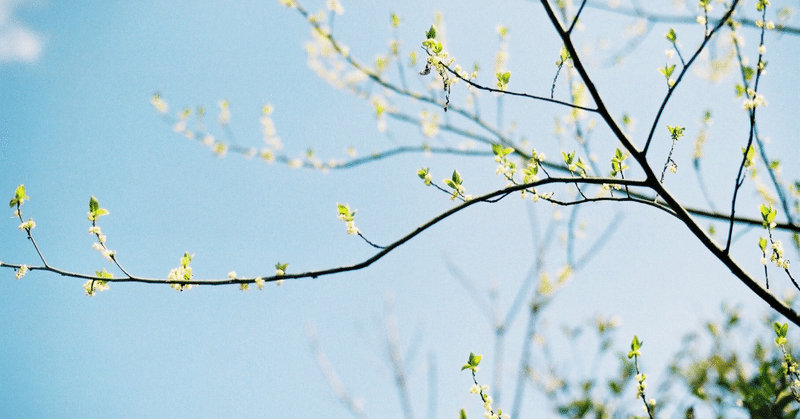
[0,0,45,64]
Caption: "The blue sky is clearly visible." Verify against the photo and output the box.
[2,0,799,418]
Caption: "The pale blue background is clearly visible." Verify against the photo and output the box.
[2,1,798,418]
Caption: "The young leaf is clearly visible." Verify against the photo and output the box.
[628,335,643,358]
[425,25,437,40]
[89,196,100,213]
[451,170,462,186]
[562,151,575,165]
[666,28,677,43]
[492,143,513,158]
[461,352,482,370]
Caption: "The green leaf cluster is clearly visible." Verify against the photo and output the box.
[743,145,756,168]
[667,125,685,141]
[610,148,628,177]
[666,28,677,43]
[88,196,109,222]
[461,352,482,371]
[761,203,778,228]
[496,71,511,90]
[275,262,289,276]
[628,335,643,359]
[774,322,789,345]
[422,25,443,54]
[417,167,432,186]
[563,150,588,176]
[337,203,356,222]
[659,63,676,79]
[444,170,465,199]
[9,184,29,208]
[555,46,572,68]
[492,143,514,159]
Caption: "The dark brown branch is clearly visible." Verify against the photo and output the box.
[440,62,599,113]
[1,177,647,286]
[539,0,800,327]
[642,3,737,154]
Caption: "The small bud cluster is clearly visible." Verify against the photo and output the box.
[168,252,195,292]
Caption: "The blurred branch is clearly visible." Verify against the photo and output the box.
[307,322,373,419]
[586,1,800,35]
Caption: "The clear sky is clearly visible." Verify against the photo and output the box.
[2,1,799,418]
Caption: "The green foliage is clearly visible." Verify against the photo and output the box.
[275,262,289,275]
[775,322,789,345]
[425,24,436,40]
[666,28,677,43]
[417,167,432,186]
[667,125,685,141]
[462,352,481,371]
[761,203,778,228]
[444,169,465,200]
[668,307,800,418]
[743,145,756,168]
[492,143,514,159]
[610,148,628,178]
[496,71,511,90]
[658,63,676,79]
[87,196,109,222]
[628,335,643,359]
[9,184,29,208]
[337,203,356,222]
[555,46,572,68]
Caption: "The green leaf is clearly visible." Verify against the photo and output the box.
[742,146,755,167]
[462,352,482,370]
[734,83,746,97]
[15,184,27,201]
[469,352,481,367]
[460,409,467,419]
[497,71,511,84]
[628,335,643,358]
[10,184,30,208]
[667,125,685,140]
[557,46,571,66]
[659,64,676,79]
[575,158,588,174]
[425,25,437,40]
[743,66,755,81]
[759,237,768,251]
[760,203,777,227]
[492,143,513,158]
[89,196,100,213]
[666,28,677,42]
[451,170,462,186]
[632,335,642,350]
